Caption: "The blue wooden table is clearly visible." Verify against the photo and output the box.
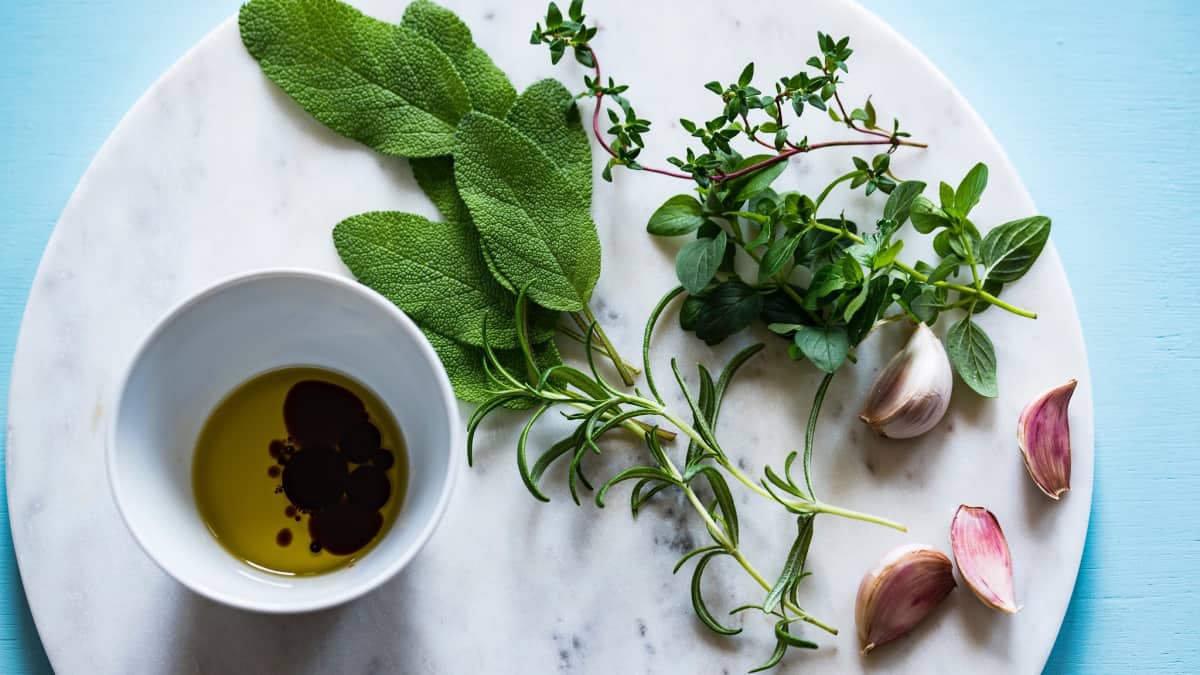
[1,1,1196,672]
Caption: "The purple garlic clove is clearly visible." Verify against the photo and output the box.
[1018,378,1076,500]
[950,505,1020,614]
[855,544,956,653]
[859,323,953,439]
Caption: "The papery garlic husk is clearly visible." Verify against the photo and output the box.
[1018,379,1077,499]
[951,505,1020,614]
[856,544,956,654]
[859,323,953,439]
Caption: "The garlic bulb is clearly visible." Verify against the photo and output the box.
[950,505,1020,614]
[859,323,953,439]
[1018,379,1077,499]
[855,544,956,653]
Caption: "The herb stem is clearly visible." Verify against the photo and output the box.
[560,319,642,377]
[665,434,838,635]
[814,170,859,210]
[574,306,639,385]
[803,221,1037,318]
[581,47,925,184]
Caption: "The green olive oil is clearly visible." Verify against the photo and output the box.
[192,367,407,576]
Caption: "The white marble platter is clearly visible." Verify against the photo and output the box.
[7,0,1093,672]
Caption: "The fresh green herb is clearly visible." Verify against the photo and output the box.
[453,111,601,312]
[533,2,1053,402]
[240,0,470,157]
[468,288,905,666]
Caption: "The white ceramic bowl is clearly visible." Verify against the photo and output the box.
[107,269,460,613]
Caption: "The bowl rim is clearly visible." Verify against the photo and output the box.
[105,267,461,613]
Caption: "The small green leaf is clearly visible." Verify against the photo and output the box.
[738,62,755,88]
[955,162,989,215]
[793,325,849,373]
[909,196,951,234]
[648,195,706,236]
[945,318,999,397]
[939,181,957,214]
[760,234,802,280]
[730,156,789,203]
[883,180,926,225]
[763,515,815,613]
[691,552,742,636]
[690,280,764,345]
[980,216,1051,283]
[676,230,728,294]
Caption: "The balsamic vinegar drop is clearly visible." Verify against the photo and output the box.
[193,367,407,576]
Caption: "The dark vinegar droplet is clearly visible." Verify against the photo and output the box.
[311,502,383,556]
[269,440,285,459]
[339,421,381,463]
[346,465,391,511]
[281,446,348,510]
[310,542,322,554]
[283,380,366,447]
[372,449,395,471]
[276,528,293,547]
[285,505,297,518]
[267,465,281,478]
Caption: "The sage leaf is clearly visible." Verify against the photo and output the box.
[333,211,554,347]
[410,156,470,224]
[400,0,515,118]
[454,111,601,311]
[506,79,592,205]
[981,216,1051,283]
[792,325,849,373]
[425,330,560,407]
[239,0,469,157]
[676,230,728,294]
[648,195,706,236]
[946,317,998,397]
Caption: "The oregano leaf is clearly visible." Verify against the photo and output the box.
[945,317,999,397]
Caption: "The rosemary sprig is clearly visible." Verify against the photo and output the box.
[468,287,904,669]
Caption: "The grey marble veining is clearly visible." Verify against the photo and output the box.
[7,1,1092,673]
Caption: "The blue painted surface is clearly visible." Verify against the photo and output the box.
[1,1,1196,673]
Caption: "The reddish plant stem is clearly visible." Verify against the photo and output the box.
[583,47,927,184]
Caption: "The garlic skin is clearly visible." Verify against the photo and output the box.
[1018,379,1077,499]
[856,544,956,654]
[859,323,953,439]
[950,505,1020,614]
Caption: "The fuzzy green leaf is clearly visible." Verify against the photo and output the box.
[424,331,559,407]
[506,79,593,206]
[400,0,515,118]
[410,156,470,224]
[454,111,601,311]
[333,211,555,347]
[239,0,469,157]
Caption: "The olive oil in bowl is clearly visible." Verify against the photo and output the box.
[193,367,407,576]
